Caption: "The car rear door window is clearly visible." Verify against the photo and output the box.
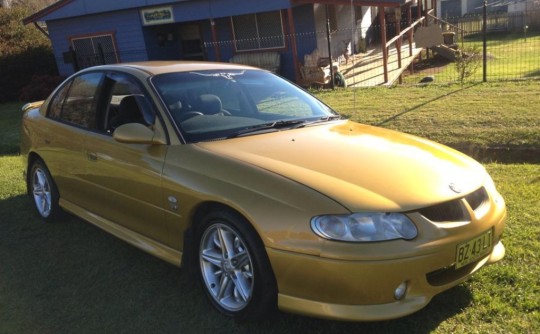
[49,72,103,128]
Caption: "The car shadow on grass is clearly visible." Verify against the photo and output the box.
[375,84,479,127]
[0,195,472,333]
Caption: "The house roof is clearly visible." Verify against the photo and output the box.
[292,0,412,7]
[23,0,181,25]
[24,0,411,25]
[23,0,72,24]
[23,0,294,25]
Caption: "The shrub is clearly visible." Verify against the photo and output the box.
[19,74,64,102]
[454,46,481,85]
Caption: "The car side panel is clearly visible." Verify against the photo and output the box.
[160,144,350,254]
[81,131,175,247]
[23,109,88,206]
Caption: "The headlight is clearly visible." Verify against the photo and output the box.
[311,213,417,242]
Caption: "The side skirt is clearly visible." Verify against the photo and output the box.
[60,199,183,267]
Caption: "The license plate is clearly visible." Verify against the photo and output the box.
[455,229,493,269]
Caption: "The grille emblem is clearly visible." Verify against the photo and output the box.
[449,183,462,194]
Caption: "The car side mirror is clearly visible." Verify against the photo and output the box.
[113,123,165,145]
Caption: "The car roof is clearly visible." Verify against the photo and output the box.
[91,61,260,76]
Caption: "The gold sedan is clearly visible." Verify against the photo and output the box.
[20,61,506,321]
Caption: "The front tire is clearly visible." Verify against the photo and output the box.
[197,209,276,320]
[28,160,61,222]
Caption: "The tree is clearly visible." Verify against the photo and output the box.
[1,0,13,8]
[0,6,58,102]
[1,0,55,10]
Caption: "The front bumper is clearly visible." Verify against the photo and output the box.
[268,240,505,321]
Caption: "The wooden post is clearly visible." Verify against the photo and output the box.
[210,19,221,62]
[287,8,300,83]
[379,6,388,83]
[396,7,402,70]
[407,3,413,57]
[325,4,335,89]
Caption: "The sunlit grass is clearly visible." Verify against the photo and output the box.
[403,31,540,83]
[1,80,539,332]
[314,80,540,157]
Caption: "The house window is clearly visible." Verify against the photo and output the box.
[232,11,285,51]
[71,34,119,69]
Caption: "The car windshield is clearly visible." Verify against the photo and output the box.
[151,69,339,143]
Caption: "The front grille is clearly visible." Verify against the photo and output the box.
[465,187,489,212]
[426,260,479,286]
[418,187,489,223]
[418,200,469,222]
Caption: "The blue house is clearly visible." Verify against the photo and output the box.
[24,0,429,84]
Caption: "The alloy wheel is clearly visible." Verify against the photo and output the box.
[32,167,52,218]
[199,223,255,312]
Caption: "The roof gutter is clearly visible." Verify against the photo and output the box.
[22,0,73,25]
[33,21,49,39]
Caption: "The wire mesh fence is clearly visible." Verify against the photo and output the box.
[399,9,540,85]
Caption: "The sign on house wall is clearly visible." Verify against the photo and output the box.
[141,6,174,26]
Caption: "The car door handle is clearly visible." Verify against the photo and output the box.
[86,152,98,162]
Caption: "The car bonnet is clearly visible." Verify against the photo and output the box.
[196,120,487,212]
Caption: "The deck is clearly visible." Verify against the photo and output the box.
[338,42,424,87]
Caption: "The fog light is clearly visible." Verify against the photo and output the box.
[394,281,408,300]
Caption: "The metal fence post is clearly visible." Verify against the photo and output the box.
[482,0,487,82]
[325,5,335,90]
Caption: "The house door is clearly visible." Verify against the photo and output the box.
[179,24,205,60]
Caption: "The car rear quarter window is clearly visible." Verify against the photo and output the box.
[48,82,71,119]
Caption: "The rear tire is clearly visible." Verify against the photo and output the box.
[196,209,277,320]
[28,160,61,222]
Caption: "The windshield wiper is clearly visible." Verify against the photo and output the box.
[302,114,342,125]
[227,115,342,139]
[228,120,308,138]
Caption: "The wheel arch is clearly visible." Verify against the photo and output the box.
[181,201,273,275]
[183,200,278,319]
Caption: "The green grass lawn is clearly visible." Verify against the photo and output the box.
[314,80,540,162]
[1,81,539,333]
[0,102,23,155]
